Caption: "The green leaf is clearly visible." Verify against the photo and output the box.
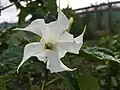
[82,47,120,63]
[7,31,37,45]
[0,80,7,90]
[76,74,99,90]
[0,45,23,74]
[7,31,26,45]
[0,70,15,90]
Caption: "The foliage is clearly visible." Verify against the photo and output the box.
[9,0,57,25]
[81,34,120,90]
[2,27,120,90]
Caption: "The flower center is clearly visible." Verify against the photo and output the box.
[44,43,55,50]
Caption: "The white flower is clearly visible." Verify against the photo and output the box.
[14,9,86,73]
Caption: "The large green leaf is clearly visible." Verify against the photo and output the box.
[76,73,99,90]
[82,47,120,63]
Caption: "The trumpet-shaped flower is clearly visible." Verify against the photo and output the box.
[14,9,86,73]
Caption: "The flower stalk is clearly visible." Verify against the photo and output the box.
[41,80,46,90]
[28,73,34,90]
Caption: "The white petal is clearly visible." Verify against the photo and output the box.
[58,31,74,43]
[45,9,69,39]
[46,50,74,73]
[58,47,67,58]
[58,42,80,54]
[57,8,69,30]
[17,42,46,73]
[57,32,74,56]
[13,19,46,37]
[58,26,86,54]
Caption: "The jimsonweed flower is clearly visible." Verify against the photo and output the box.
[14,9,86,73]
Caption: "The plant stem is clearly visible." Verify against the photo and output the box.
[46,76,60,86]
[41,65,48,90]
[41,80,46,90]
[28,73,33,90]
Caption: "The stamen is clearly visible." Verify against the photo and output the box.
[45,43,54,50]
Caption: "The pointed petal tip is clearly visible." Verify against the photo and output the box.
[82,25,87,34]
[16,62,23,74]
[49,67,76,73]
[13,28,19,31]
[17,68,19,74]
[13,19,46,36]
[13,28,26,31]
[16,66,20,74]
